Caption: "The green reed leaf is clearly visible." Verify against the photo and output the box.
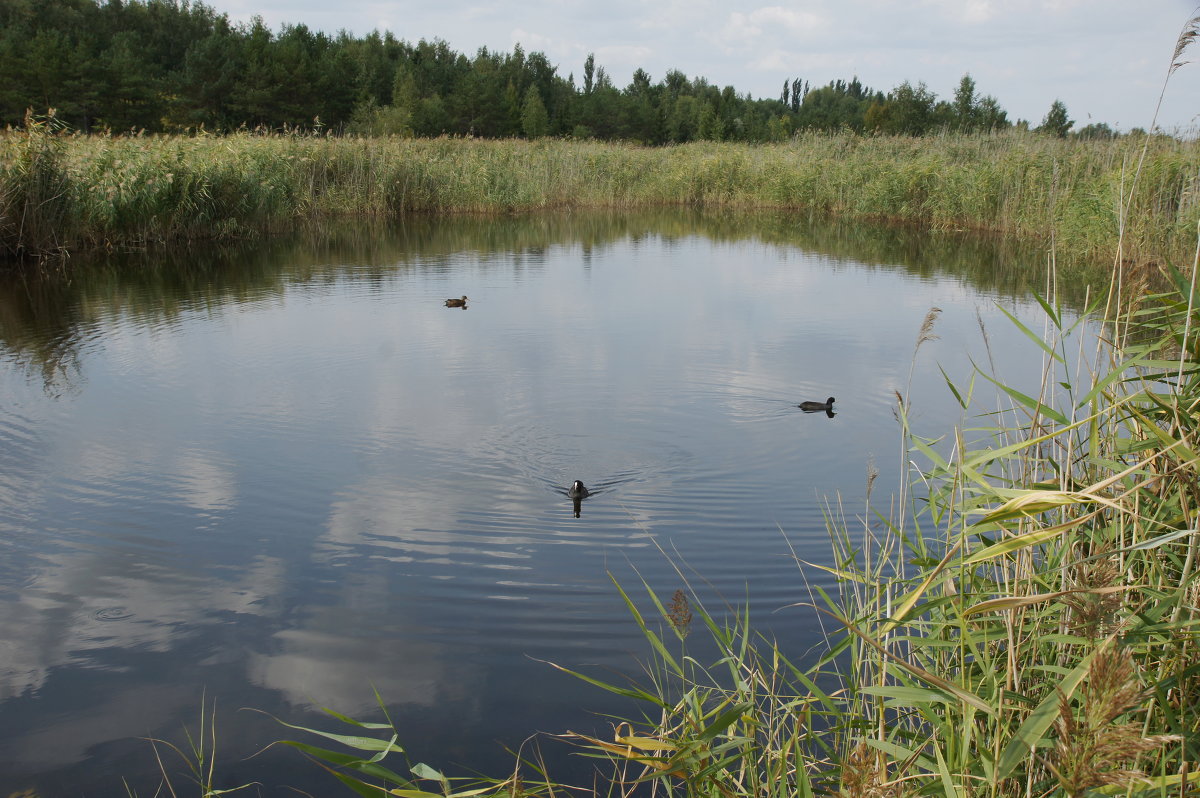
[1030,290,1062,329]
[319,706,395,731]
[963,586,1132,618]
[858,685,958,705]
[961,518,1085,565]
[939,364,973,409]
[981,373,1069,425]
[272,715,402,754]
[608,574,682,675]
[274,739,411,785]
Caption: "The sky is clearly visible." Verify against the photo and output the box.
[213,0,1199,133]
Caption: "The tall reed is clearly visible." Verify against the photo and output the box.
[2,128,1197,267]
[0,112,72,259]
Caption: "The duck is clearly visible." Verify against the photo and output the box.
[444,296,468,307]
[798,397,835,412]
[568,480,590,498]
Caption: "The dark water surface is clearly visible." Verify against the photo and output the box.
[0,210,1082,795]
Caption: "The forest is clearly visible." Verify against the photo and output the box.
[0,0,1116,142]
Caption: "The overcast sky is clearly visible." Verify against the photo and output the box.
[213,0,1199,132]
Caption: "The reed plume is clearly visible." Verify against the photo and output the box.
[1051,646,1179,797]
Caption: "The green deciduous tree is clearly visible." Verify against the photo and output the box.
[885,80,936,135]
[1038,99,1073,137]
[1076,121,1117,140]
[520,84,548,138]
[952,73,977,130]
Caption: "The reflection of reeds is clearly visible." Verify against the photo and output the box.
[2,128,1197,267]
[0,207,1094,399]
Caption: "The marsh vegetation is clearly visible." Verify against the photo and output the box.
[2,123,1198,268]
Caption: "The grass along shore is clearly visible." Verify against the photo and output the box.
[2,122,1198,268]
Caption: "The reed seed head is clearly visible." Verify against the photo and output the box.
[1053,646,1179,797]
[914,306,942,352]
[1063,558,1124,639]
[668,589,693,639]
[841,741,903,797]
[1171,14,1200,74]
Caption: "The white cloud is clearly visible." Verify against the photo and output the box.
[749,6,828,34]
[719,7,827,51]
[637,0,711,31]
[918,0,995,24]
[594,44,657,71]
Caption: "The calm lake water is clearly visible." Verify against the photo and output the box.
[0,210,1084,795]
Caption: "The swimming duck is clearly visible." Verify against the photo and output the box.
[799,397,835,412]
[445,296,468,307]
[568,480,590,498]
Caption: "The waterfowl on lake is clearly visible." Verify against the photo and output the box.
[568,480,590,498]
[445,296,468,307]
[799,397,835,412]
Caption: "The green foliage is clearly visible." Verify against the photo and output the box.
[0,0,1041,143]
[0,111,71,258]
[1039,99,1075,138]
[271,693,560,798]
[953,74,978,129]
[1077,122,1118,140]
[877,81,937,135]
[139,692,255,797]
[347,100,413,137]
[520,85,548,139]
[3,131,1198,267]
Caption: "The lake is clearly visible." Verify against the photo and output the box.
[0,209,1079,795]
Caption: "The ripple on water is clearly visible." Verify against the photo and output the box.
[92,607,134,622]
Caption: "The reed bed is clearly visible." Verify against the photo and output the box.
[2,122,1198,267]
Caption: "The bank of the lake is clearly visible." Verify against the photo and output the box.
[3,124,1198,268]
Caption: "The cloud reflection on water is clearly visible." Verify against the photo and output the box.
[0,210,1083,793]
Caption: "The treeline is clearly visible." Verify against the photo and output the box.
[1,0,1115,141]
